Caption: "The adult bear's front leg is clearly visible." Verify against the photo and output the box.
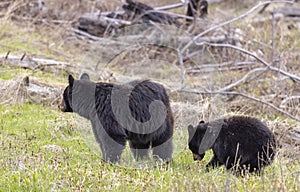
[100,137,126,163]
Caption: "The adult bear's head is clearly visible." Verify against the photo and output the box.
[59,73,91,113]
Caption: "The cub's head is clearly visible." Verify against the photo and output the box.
[188,120,207,161]
[59,73,90,112]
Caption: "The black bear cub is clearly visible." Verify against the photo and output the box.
[188,116,276,174]
[60,74,174,163]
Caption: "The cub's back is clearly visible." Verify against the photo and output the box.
[220,116,275,148]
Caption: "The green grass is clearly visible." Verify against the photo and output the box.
[0,104,299,191]
[0,65,68,85]
[0,21,47,56]
[0,20,74,63]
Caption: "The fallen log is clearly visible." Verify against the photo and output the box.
[0,53,72,75]
[273,7,300,17]
[121,0,181,26]
[76,0,183,37]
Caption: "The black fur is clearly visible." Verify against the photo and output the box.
[60,74,174,163]
[188,116,276,174]
[186,0,208,21]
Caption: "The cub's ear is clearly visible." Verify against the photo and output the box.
[80,73,90,81]
[68,74,75,87]
[199,120,205,124]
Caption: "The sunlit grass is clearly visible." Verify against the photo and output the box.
[0,65,68,85]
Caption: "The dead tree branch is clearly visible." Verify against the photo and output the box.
[216,67,268,92]
[196,42,300,83]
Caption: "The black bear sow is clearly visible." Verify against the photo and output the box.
[60,74,174,163]
[188,116,276,173]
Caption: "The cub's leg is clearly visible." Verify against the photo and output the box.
[129,140,150,160]
[205,154,222,171]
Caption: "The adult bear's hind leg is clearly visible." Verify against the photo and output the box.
[129,141,150,160]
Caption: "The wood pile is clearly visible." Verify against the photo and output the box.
[75,0,183,37]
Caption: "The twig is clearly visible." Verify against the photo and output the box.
[5,51,10,59]
[182,34,243,61]
[70,28,106,41]
[20,52,26,61]
[178,88,300,122]
[181,0,294,53]
[186,61,258,73]
[155,2,184,11]
[147,9,206,22]
[187,61,256,69]
[258,3,270,14]
[100,2,185,17]
[177,49,185,87]
[187,66,257,73]
[281,96,300,106]
[101,16,132,25]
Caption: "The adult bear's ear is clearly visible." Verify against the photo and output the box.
[80,73,90,81]
[68,74,74,87]
[188,125,196,137]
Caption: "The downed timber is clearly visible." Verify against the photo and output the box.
[0,53,72,75]
[100,2,185,17]
[121,0,181,26]
[76,13,132,36]
[273,7,300,17]
[76,0,183,37]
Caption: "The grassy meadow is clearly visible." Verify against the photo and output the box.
[0,102,299,191]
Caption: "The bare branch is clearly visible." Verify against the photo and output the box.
[216,67,268,92]
[281,96,300,106]
[186,61,258,73]
[196,42,300,83]
[70,28,105,41]
[155,2,184,11]
[187,61,256,69]
[100,2,185,17]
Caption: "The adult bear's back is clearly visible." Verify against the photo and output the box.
[94,80,173,142]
